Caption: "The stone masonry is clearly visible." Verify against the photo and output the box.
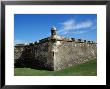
[14,27,97,71]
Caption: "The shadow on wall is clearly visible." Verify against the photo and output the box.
[14,46,51,71]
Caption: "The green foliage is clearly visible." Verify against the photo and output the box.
[14,59,97,76]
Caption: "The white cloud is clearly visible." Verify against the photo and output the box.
[14,40,24,44]
[60,30,89,35]
[58,19,95,35]
[74,20,92,29]
[91,26,97,30]
[62,19,75,30]
[14,40,30,44]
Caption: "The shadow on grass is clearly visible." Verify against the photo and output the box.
[14,61,53,71]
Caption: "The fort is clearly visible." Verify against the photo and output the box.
[14,27,97,71]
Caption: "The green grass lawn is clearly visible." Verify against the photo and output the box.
[14,59,97,76]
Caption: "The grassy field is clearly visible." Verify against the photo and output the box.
[14,59,97,76]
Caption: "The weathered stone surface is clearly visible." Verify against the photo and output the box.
[14,42,54,70]
[33,42,54,70]
[14,40,97,71]
[54,41,97,71]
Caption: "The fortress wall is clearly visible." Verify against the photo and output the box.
[14,42,54,70]
[14,40,97,71]
[14,46,26,67]
[54,41,97,71]
[14,46,24,60]
[14,45,35,67]
[33,42,54,70]
[14,27,97,71]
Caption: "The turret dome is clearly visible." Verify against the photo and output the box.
[51,26,57,30]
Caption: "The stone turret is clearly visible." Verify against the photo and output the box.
[51,26,57,36]
[50,26,62,42]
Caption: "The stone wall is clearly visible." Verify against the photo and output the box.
[54,41,97,71]
[14,42,54,70]
[32,42,54,70]
[14,39,97,71]
[14,46,26,67]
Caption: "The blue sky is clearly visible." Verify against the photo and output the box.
[14,14,97,44]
